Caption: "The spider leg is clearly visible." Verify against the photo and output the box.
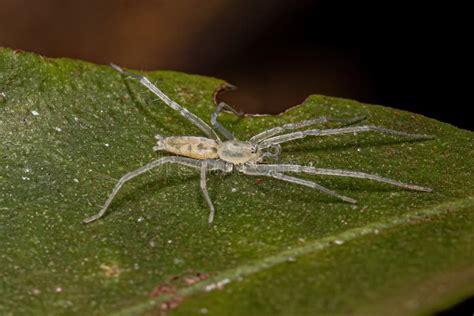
[83,157,230,224]
[259,125,433,148]
[111,63,221,141]
[211,102,243,140]
[200,160,216,224]
[239,165,357,204]
[248,164,432,192]
[250,115,366,143]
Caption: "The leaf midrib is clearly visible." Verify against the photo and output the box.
[112,196,474,315]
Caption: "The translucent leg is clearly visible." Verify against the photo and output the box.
[250,116,366,143]
[210,102,242,140]
[200,160,216,224]
[246,164,432,192]
[111,63,220,141]
[239,166,357,204]
[83,157,229,224]
[259,125,433,149]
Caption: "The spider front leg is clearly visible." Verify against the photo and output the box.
[211,102,243,140]
[250,115,366,143]
[259,125,433,148]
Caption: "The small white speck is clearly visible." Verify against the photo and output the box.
[31,288,41,295]
[24,168,31,173]
[0,92,6,98]
[137,216,144,222]
[149,240,156,248]
[167,240,172,244]
[31,110,39,116]
[199,308,208,314]
[73,117,79,121]
[357,148,361,152]
[55,287,63,293]
[334,239,344,245]
[21,176,30,181]
[373,229,380,235]
[54,127,62,132]
[104,143,110,147]
[205,278,230,292]
[173,258,184,265]
[73,178,79,183]
[287,257,296,262]
[231,188,237,193]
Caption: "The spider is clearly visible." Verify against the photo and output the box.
[83,64,433,224]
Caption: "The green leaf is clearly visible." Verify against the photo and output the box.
[1,48,472,315]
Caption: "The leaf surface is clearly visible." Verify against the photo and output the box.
[0,48,472,315]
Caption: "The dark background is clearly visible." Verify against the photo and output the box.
[0,0,470,130]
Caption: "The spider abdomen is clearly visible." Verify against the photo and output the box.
[156,136,219,160]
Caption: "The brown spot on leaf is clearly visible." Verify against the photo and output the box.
[184,272,210,285]
[149,283,177,297]
[169,275,181,281]
[160,296,183,311]
[149,271,212,312]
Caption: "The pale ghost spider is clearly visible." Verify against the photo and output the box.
[83,64,432,224]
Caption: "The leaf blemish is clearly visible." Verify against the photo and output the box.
[100,263,122,278]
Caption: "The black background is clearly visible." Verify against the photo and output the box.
[0,0,470,130]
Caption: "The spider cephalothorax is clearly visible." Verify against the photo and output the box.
[83,64,432,225]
